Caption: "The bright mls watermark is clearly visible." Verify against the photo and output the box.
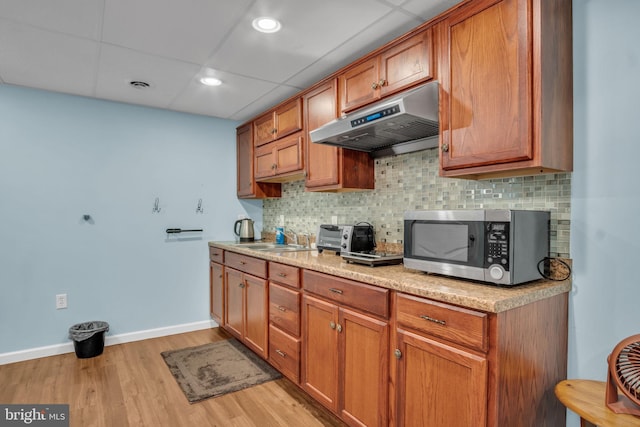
[0,405,68,426]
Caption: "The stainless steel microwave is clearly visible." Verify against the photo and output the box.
[403,209,550,286]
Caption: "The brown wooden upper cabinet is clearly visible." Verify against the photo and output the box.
[236,124,281,199]
[254,98,303,146]
[438,0,573,179]
[254,133,304,182]
[340,29,433,114]
[304,79,374,192]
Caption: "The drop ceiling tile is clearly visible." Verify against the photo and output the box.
[0,19,100,96]
[209,0,393,84]
[0,0,104,39]
[285,11,422,88]
[401,0,462,20]
[95,44,200,110]
[101,0,253,64]
[170,71,285,120]
[228,85,302,122]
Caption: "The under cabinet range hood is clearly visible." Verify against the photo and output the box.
[309,81,439,157]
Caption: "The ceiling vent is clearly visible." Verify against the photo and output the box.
[129,80,151,90]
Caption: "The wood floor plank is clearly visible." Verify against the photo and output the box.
[0,328,346,427]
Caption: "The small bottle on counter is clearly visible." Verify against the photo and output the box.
[276,227,285,244]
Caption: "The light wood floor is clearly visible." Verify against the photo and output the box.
[0,328,347,427]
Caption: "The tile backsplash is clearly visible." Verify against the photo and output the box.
[263,149,571,257]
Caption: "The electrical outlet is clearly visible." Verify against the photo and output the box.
[56,294,67,310]
[331,215,338,225]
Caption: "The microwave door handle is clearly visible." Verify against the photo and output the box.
[469,234,476,247]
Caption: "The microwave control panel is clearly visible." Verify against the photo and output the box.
[485,222,510,270]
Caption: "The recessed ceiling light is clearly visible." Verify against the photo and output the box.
[200,77,222,86]
[252,17,281,33]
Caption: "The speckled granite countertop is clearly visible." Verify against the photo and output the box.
[209,241,571,313]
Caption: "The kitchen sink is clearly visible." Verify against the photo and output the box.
[237,243,313,252]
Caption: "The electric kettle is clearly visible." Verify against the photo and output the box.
[234,218,255,242]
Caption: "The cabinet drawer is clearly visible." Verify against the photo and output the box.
[209,246,224,262]
[225,252,267,278]
[396,293,488,352]
[269,283,300,337]
[269,325,300,384]
[303,270,389,319]
[269,262,300,288]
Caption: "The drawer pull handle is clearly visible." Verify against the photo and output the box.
[394,349,402,360]
[336,324,343,333]
[329,321,336,330]
[239,283,245,288]
[420,315,446,326]
[329,288,343,294]
[278,272,287,277]
[239,261,246,265]
[211,253,220,257]
[277,306,287,312]
[275,349,286,358]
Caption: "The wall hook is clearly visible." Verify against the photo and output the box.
[153,197,161,213]
[196,198,204,214]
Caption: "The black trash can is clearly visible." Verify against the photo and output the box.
[68,321,109,358]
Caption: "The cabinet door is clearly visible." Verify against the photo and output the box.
[274,134,303,175]
[304,81,340,189]
[254,143,275,179]
[236,124,281,199]
[340,57,380,113]
[236,124,254,197]
[244,273,268,358]
[275,98,303,139]
[440,0,532,171]
[305,80,374,192]
[210,262,224,325]
[253,112,276,146]
[302,294,339,412]
[395,329,487,427]
[340,308,389,427]
[380,29,433,97]
[224,268,244,340]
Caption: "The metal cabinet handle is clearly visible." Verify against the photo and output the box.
[239,261,246,265]
[277,306,287,312]
[336,324,343,333]
[239,283,245,288]
[371,82,379,90]
[378,79,386,87]
[441,143,449,153]
[278,272,287,277]
[420,314,446,326]
[329,288,343,294]
[394,349,402,359]
[329,321,336,329]
[275,349,286,358]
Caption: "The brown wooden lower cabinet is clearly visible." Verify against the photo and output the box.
[212,248,568,427]
[394,329,488,427]
[390,291,568,427]
[302,270,390,427]
[223,265,268,359]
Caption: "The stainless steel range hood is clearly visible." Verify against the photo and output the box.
[309,81,439,157]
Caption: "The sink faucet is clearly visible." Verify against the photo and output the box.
[298,232,311,248]
[284,229,299,245]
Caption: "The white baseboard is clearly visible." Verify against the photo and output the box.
[0,319,219,365]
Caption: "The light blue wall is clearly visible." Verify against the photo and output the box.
[0,85,262,353]
[569,0,640,425]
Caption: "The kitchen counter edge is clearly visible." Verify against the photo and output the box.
[209,242,571,313]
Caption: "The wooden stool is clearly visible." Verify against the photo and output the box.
[555,379,640,426]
